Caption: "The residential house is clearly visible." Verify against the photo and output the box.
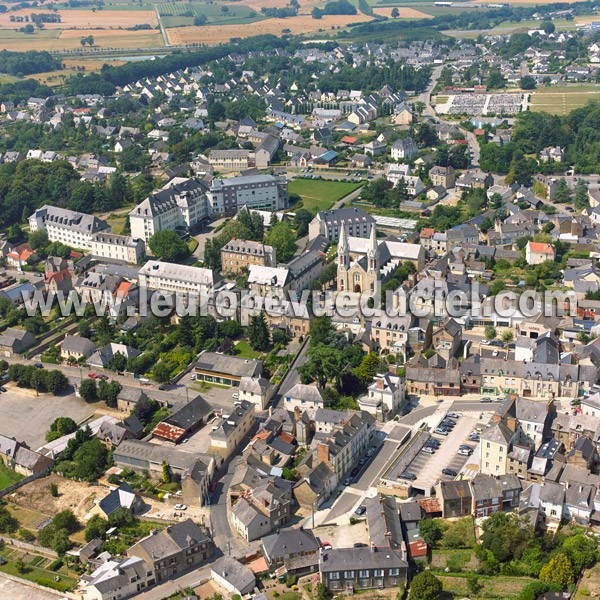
[435,480,472,518]
[194,352,263,387]
[391,138,418,161]
[90,483,145,519]
[209,399,255,459]
[127,519,214,583]
[60,335,96,362]
[262,528,320,576]
[238,376,274,410]
[221,238,276,275]
[211,557,256,597]
[0,328,36,357]
[526,241,555,265]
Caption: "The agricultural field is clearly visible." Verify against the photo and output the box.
[166,12,372,44]
[33,58,126,85]
[0,9,158,29]
[0,28,162,52]
[159,2,263,28]
[288,178,363,213]
[372,6,434,17]
[529,86,600,115]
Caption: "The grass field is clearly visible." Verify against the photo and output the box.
[0,463,23,491]
[288,178,363,213]
[159,2,263,27]
[438,574,536,599]
[529,86,600,115]
[233,341,263,359]
[6,504,51,530]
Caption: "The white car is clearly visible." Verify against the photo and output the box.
[492,349,499,357]
[174,504,187,510]
[481,340,491,345]
[232,392,239,399]
[190,374,197,381]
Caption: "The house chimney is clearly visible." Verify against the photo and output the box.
[317,442,329,463]
[376,379,385,390]
[370,541,376,553]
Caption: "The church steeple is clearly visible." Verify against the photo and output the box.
[367,224,378,272]
[338,221,349,269]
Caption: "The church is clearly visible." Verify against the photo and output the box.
[337,223,426,294]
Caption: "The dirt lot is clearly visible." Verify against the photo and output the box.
[313,520,370,549]
[576,562,600,599]
[167,13,372,44]
[373,6,433,18]
[8,474,100,522]
[0,9,157,29]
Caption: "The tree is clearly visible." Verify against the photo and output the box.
[265,220,296,262]
[97,379,122,408]
[46,417,78,442]
[541,20,555,34]
[109,351,127,373]
[501,331,514,348]
[85,515,108,542]
[409,571,443,600]
[248,313,270,351]
[485,326,497,342]
[152,362,172,384]
[419,519,443,547]
[161,460,171,484]
[539,554,575,588]
[53,510,80,534]
[519,76,536,90]
[310,315,334,346]
[293,208,314,236]
[49,483,58,497]
[354,352,382,384]
[554,178,571,204]
[148,230,190,263]
[574,179,589,211]
[78,379,97,402]
[71,438,109,481]
[391,6,399,17]
[28,229,49,251]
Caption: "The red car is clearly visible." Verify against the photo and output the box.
[88,373,98,379]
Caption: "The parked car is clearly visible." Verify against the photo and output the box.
[343,477,353,486]
[355,505,367,516]
[447,412,460,419]
[232,392,239,399]
[480,397,492,403]
[33,362,44,369]
[88,373,98,379]
[458,448,473,456]
[492,349,499,357]
[321,542,332,550]
[434,428,449,436]
[442,468,458,477]
[174,504,187,510]
[398,472,417,481]
[422,447,435,454]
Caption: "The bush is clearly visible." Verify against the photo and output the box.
[18,528,35,542]
[35,577,70,593]
[48,559,63,571]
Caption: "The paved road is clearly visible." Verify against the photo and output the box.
[275,338,310,400]
[208,459,239,552]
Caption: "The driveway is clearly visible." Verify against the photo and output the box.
[189,217,228,260]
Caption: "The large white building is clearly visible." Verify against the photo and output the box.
[138,260,219,296]
[29,206,110,249]
[90,232,145,264]
[207,174,288,216]
[79,556,152,600]
[129,177,210,242]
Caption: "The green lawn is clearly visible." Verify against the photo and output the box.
[438,573,535,599]
[0,463,24,491]
[159,2,261,25]
[288,179,363,214]
[233,341,262,359]
[0,547,77,592]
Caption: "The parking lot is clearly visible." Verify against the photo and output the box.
[384,412,483,493]
[0,385,94,450]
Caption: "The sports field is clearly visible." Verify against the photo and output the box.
[529,87,600,115]
[289,178,363,213]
